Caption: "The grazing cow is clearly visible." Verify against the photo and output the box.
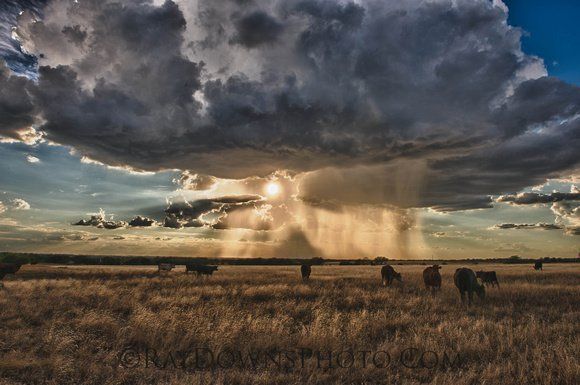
[533,261,543,271]
[158,263,175,273]
[0,263,22,287]
[423,265,441,291]
[300,264,311,281]
[185,264,218,277]
[476,271,500,288]
[381,265,402,286]
[454,268,485,306]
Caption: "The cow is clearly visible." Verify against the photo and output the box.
[454,268,485,306]
[381,265,402,286]
[158,263,175,273]
[533,261,543,271]
[185,264,218,277]
[476,271,500,288]
[423,265,441,291]
[300,264,311,281]
[0,263,22,288]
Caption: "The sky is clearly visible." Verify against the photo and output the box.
[0,0,578,259]
[505,0,580,85]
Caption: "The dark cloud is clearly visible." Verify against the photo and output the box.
[497,191,580,205]
[495,223,563,230]
[128,216,157,227]
[164,194,264,229]
[71,195,266,231]
[0,62,36,139]
[163,214,184,229]
[165,194,262,218]
[73,211,127,229]
[61,25,87,46]
[0,0,579,211]
[231,11,284,48]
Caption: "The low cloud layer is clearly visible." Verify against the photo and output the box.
[164,195,266,229]
[0,0,577,212]
[497,191,580,205]
[495,187,579,235]
[0,198,31,212]
[73,211,127,229]
[495,223,562,230]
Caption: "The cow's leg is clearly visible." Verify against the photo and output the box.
[467,291,473,306]
[495,280,500,289]
[459,290,465,304]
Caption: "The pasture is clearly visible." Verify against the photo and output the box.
[0,263,578,385]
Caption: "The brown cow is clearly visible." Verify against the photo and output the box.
[381,265,402,286]
[0,263,22,288]
[454,268,485,306]
[423,265,441,291]
[300,264,311,281]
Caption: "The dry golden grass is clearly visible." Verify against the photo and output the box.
[0,263,579,385]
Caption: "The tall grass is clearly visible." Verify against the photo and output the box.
[0,264,578,384]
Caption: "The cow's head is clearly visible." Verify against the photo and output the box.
[432,264,441,270]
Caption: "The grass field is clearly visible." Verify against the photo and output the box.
[0,263,578,385]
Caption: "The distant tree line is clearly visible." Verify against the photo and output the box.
[0,252,577,266]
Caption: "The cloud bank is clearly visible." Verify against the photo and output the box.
[0,0,576,213]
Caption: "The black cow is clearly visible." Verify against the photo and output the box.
[186,264,218,277]
[476,271,500,288]
[300,264,311,281]
[533,261,543,271]
[0,263,22,288]
[454,268,485,306]
[381,265,402,286]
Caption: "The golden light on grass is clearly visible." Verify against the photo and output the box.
[0,263,578,384]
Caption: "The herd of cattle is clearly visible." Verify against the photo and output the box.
[0,260,547,305]
[379,264,495,305]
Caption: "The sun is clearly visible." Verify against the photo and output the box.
[265,182,281,197]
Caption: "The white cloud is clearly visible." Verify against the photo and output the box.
[26,154,40,163]
[10,198,31,210]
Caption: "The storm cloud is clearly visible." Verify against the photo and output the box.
[164,194,266,229]
[495,223,563,230]
[497,191,580,205]
[0,0,578,211]
[231,11,284,48]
